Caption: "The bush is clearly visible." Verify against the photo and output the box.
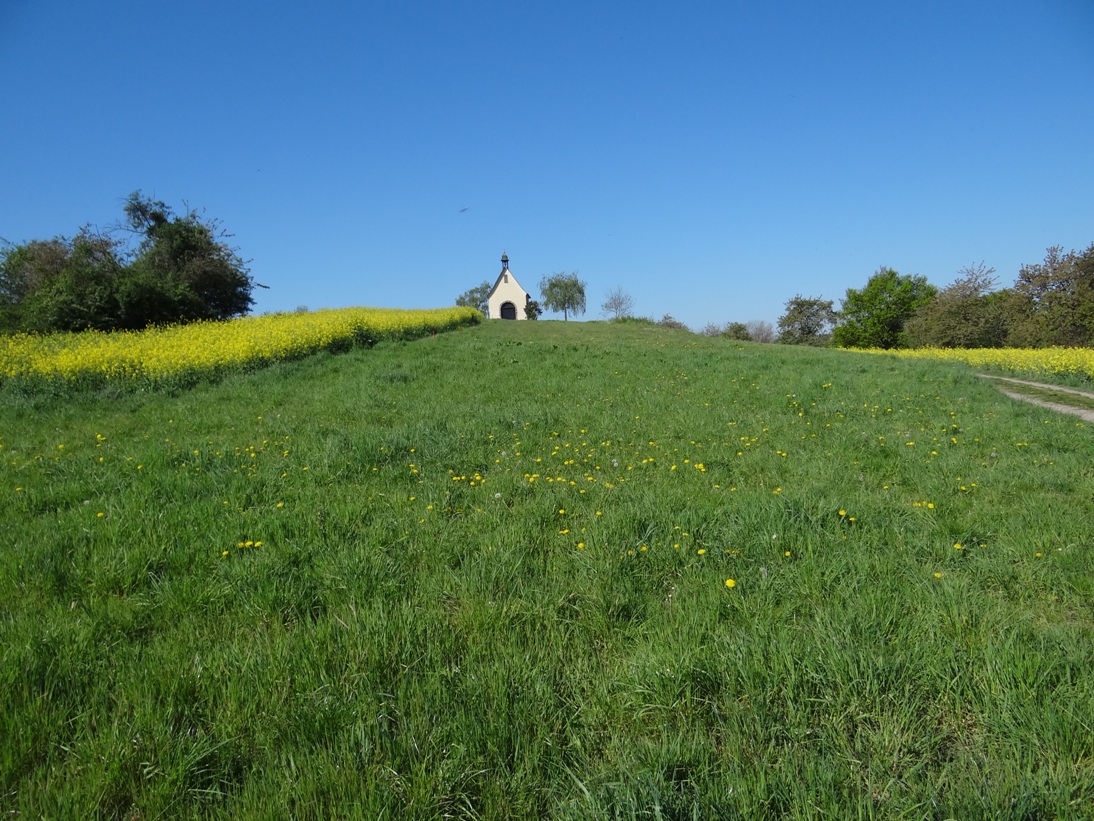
[0,193,255,333]
[721,322,753,341]
[657,314,691,332]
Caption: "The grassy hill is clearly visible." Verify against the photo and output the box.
[3,319,1093,818]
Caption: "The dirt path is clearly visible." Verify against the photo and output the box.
[979,374,1094,423]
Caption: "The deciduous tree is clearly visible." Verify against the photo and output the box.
[903,263,1006,348]
[1013,244,1094,346]
[746,320,776,343]
[0,229,125,332]
[721,322,752,341]
[833,267,936,349]
[0,192,255,333]
[601,286,634,319]
[540,272,586,320]
[777,295,837,345]
[455,280,491,316]
[124,192,254,323]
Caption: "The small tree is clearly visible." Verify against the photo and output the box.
[0,229,129,333]
[601,286,634,319]
[524,299,543,320]
[1014,244,1094,346]
[540,272,586,320]
[124,192,254,323]
[903,263,1006,348]
[777,295,837,345]
[989,288,1040,347]
[746,320,776,343]
[833,267,937,349]
[456,280,492,316]
[721,322,752,341]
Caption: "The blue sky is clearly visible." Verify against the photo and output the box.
[2,0,1092,328]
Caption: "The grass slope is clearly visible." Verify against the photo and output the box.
[3,320,1094,819]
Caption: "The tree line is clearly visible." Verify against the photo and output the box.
[0,193,256,334]
[468,243,1094,349]
[774,242,1094,349]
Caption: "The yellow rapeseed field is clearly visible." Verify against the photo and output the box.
[860,346,1094,381]
[0,306,481,389]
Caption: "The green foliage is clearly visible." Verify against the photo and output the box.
[539,271,586,320]
[834,267,937,349]
[123,192,253,323]
[720,321,753,341]
[899,245,1094,350]
[904,263,1008,348]
[4,321,1094,816]
[988,288,1041,347]
[609,315,659,327]
[777,295,837,345]
[524,298,543,319]
[455,280,491,316]
[657,313,690,331]
[0,231,126,332]
[1013,244,1094,347]
[0,193,254,333]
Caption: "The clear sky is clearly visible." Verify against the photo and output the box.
[2,0,1092,328]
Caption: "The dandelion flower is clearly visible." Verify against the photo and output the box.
[725,579,736,588]
[934,572,943,579]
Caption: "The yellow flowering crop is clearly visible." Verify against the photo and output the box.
[855,346,1094,381]
[0,306,481,389]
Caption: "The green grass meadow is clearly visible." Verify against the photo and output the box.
[3,320,1094,818]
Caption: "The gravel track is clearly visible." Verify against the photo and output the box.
[980,374,1094,423]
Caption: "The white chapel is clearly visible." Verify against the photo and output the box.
[486,252,531,320]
